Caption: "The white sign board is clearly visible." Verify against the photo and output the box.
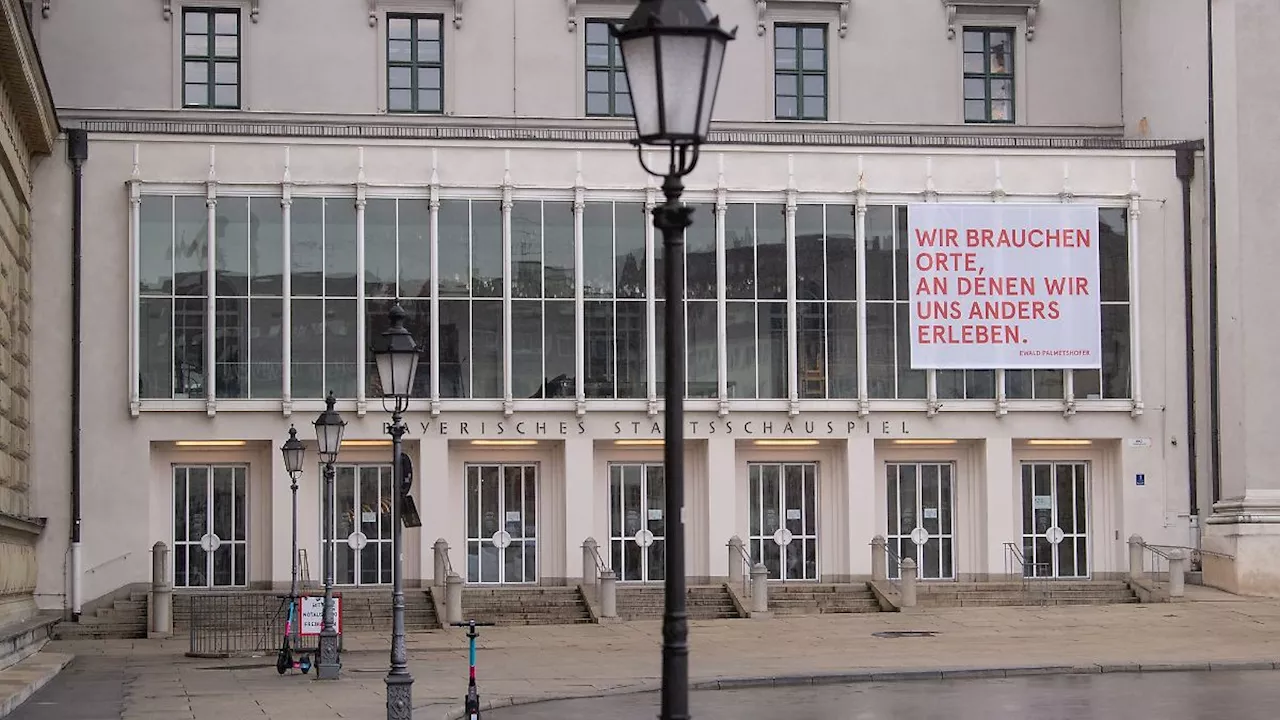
[300,596,342,636]
[1033,495,1053,510]
[907,203,1102,369]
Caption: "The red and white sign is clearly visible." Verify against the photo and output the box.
[300,595,342,636]
[907,203,1102,370]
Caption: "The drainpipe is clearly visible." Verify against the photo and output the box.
[67,128,88,620]
[1174,146,1199,521]
[1205,0,1222,505]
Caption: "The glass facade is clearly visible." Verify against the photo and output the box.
[136,195,1136,407]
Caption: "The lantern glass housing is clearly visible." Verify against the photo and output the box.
[313,392,346,465]
[374,302,422,400]
[280,425,305,477]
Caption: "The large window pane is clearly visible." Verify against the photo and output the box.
[325,299,358,397]
[471,201,502,298]
[511,299,543,397]
[511,202,542,299]
[139,297,173,398]
[439,299,470,398]
[756,204,786,300]
[324,199,358,296]
[795,205,824,302]
[864,206,895,301]
[827,302,858,398]
[215,297,247,398]
[585,299,614,398]
[544,202,575,299]
[725,204,754,300]
[174,196,208,297]
[439,200,470,297]
[686,203,716,300]
[867,303,894,397]
[249,298,283,397]
[544,299,575,397]
[291,198,323,297]
[175,297,206,398]
[583,203,614,298]
[616,203,646,300]
[825,204,856,301]
[798,301,826,399]
[215,197,248,296]
[249,197,283,297]
[725,301,755,398]
[291,298,323,398]
[140,197,174,295]
[365,198,397,297]
[471,299,502,397]
[399,199,431,298]
[758,301,788,398]
[688,301,717,397]
[616,300,646,398]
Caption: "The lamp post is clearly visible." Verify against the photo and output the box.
[280,426,306,603]
[313,391,346,680]
[613,3,734,719]
[372,301,421,720]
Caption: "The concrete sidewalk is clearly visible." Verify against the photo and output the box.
[12,597,1280,720]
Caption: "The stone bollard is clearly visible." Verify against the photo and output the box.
[1128,534,1145,581]
[871,535,887,583]
[433,539,450,588]
[900,557,918,609]
[582,537,600,589]
[445,572,463,625]
[149,541,172,638]
[728,536,745,586]
[599,570,617,619]
[750,563,768,614]
[1168,549,1187,598]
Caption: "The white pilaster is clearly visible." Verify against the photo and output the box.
[1127,162,1144,417]
[419,435,451,582]
[429,150,441,416]
[573,153,586,416]
[355,147,368,416]
[846,437,876,577]
[501,152,514,416]
[704,435,736,579]
[785,155,799,416]
[854,158,869,416]
[982,437,1016,578]
[270,447,293,589]
[644,167,658,415]
[128,145,141,417]
[280,147,293,417]
[204,145,218,416]
[715,155,728,415]
[563,435,594,580]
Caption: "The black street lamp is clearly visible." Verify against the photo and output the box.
[313,391,346,680]
[280,426,306,603]
[372,301,422,720]
[612,3,734,720]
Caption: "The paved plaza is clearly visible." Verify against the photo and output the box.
[6,589,1280,720]
[489,670,1280,720]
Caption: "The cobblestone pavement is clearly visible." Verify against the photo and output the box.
[487,670,1280,720]
[11,595,1280,720]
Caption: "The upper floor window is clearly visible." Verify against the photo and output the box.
[774,24,827,121]
[584,20,630,117]
[387,14,443,114]
[962,28,1014,123]
[183,8,240,109]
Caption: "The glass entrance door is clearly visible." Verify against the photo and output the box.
[325,464,394,586]
[886,462,954,580]
[466,464,538,584]
[609,463,665,582]
[173,465,247,588]
[1021,462,1089,578]
[748,462,818,581]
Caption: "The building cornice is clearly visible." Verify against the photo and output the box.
[0,0,58,155]
[0,510,44,539]
[57,108,1199,151]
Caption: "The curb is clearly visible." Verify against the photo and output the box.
[0,652,75,719]
[433,659,1280,719]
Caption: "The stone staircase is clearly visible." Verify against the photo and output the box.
[615,585,741,621]
[461,587,592,625]
[336,589,441,632]
[53,591,148,640]
[767,583,882,616]
[916,580,1139,608]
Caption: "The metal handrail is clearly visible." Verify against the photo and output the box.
[879,540,904,592]
[729,540,753,597]
[441,545,455,577]
[1145,543,1231,574]
[85,551,134,575]
[587,542,608,577]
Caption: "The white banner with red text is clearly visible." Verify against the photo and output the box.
[907,203,1102,370]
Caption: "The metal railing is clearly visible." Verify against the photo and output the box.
[728,538,754,600]
[186,593,287,658]
[1002,542,1050,606]
[587,541,608,579]
[882,541,905,595]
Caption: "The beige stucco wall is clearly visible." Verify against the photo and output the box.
[32,0,1126,128]
[27,136,1196,603]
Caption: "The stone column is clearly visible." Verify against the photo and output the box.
[1203,0,1280,596]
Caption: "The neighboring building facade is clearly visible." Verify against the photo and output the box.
[24,0,1230,610]
[0,0,57,641]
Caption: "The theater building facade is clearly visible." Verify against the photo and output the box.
[29,134,1194,599]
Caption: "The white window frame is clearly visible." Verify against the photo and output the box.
[766,12,841,123]
[168,1,254,111]
[370,0,461,115]
[952,16,1030,125]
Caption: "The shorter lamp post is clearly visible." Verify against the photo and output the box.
[612,2,734,720]
[313,391,346,680]
[373,301,421,720]
[280,426,306,603]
